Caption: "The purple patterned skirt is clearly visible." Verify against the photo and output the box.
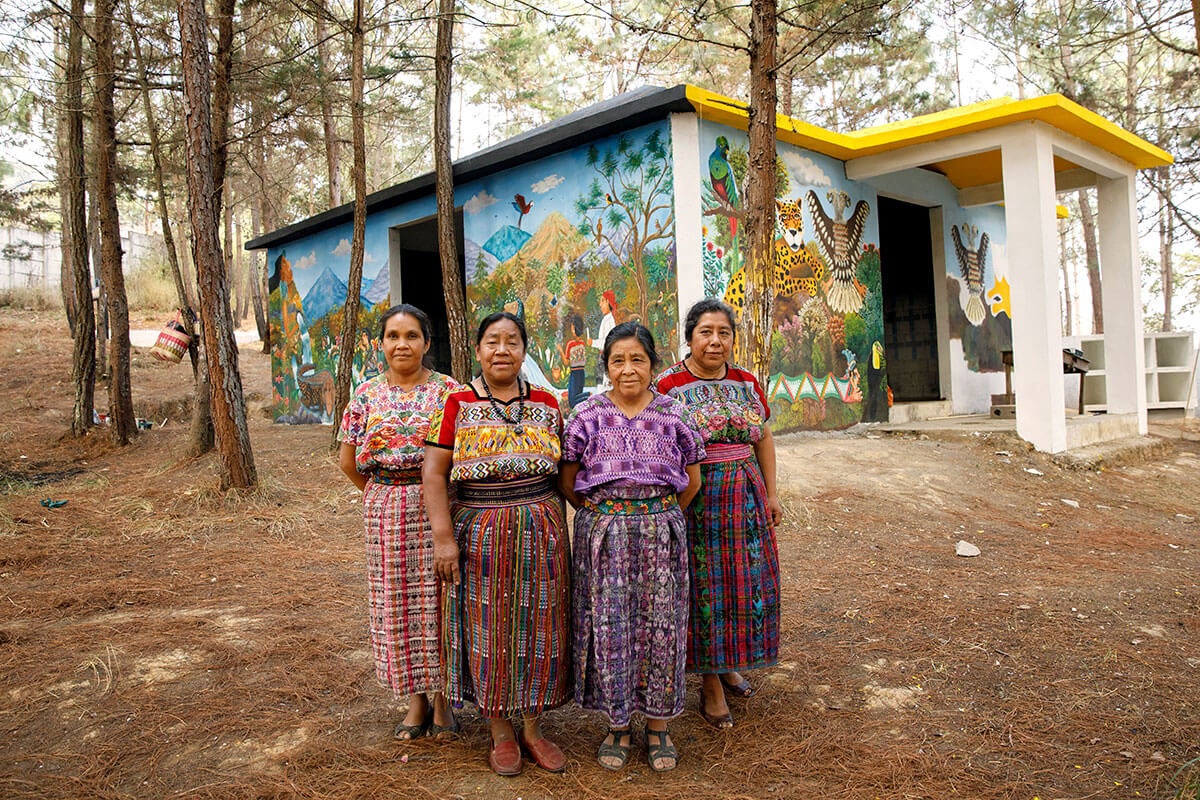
[572,489,689,725]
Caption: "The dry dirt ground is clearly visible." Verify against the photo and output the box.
[1,307,1198,800]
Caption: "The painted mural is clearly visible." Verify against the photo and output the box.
[945,208,1011,373]
[461,123,678,410]
[700,122,886,432]
[268,235,390,424]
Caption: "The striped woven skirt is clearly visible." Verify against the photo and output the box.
[686,444,781,673]
[573,492,689,726]
[442,477,572,716]
[362,472,443,697]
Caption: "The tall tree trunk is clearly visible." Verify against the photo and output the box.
[316,3,342,207]
[94,0,135,445]
[249,177,269,351]
[1077,189,1103,334]
[435,0,471,382]
[211,0,236,218]
[179,0,257,490]
[125,0,201,387]
[188,0,238,456]
[247,34,271,352]
[739,0,779,386]
[89,175,108,379]
[779,64,793,117]
[1158,165,1174,331]
[224,186,240,322]
[331,0,366,448]
[66,0,94,436]
[55,19,79,338]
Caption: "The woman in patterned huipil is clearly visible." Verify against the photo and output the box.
[560,322,704,772]
[337,304,461,740]
[423,311,571,777]
[655,298,782,730]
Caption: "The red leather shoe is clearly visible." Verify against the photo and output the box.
[518,732,567,773]
[489,738,523,776]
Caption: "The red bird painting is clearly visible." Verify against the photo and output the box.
[512,193,533,229]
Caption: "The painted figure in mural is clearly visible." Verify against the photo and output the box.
[807,189,871,315]
[423,312,572,777]
[655,299,782,731]
[952,223,991,326]
[865,340,888,422]
[336,304,462,742]
[723,198,826,325]
[708,136,740,239]
[560,322,704,773]
[590,289,618,387]
[558,312,589,409]
[988,275,1011,319]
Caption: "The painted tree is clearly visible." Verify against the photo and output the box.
[575,129,675,326]
[179,0,256,489]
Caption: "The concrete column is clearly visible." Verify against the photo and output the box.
[1000,124,1067,452]
[670,112,704,361]
[1096,173,1147,432]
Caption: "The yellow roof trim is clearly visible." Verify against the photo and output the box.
[683,86,1172,173]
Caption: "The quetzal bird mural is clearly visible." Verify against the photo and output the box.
[951,222,989,326]
[807,189,871,315]
[709,136,740,239]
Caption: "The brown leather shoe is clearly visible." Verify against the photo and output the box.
[489,738,523,776]
[518,731,567,773]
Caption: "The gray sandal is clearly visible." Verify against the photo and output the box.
[645,727,678,772]
[596,727,631,770]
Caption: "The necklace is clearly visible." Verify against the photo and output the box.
[481,375,526,436]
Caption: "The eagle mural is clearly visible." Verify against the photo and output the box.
[807,189,870,315]
[951,222,990,326]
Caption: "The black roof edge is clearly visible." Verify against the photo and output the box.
[244,84,694,251]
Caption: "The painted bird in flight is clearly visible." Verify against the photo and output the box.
[512,193,533,228]
[807,189,871,315]
[951,223,989,326]
[708,136,739,238]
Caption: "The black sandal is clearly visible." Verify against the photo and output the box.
[596,727,631,771]
[392,718,429,740]
[645,727,678,772]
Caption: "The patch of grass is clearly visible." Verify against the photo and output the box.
[1173,755,1200,799]
[0,286,59,310]
[125,258,181,313]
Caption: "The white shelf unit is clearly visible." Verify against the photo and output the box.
[1065,331,1198,412]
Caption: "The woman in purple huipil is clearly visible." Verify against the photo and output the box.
[559,322,705,773]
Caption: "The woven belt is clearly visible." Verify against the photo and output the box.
[583,495,678,515]
[702,442,753,464]
[457,476,555,505]
[370,468,422,485]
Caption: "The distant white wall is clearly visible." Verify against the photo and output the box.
[0,226,163,290]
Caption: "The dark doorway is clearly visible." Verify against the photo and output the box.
[394,211,465,375]
[878,196,940,402]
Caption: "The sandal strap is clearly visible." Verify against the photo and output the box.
[646,728,677,756]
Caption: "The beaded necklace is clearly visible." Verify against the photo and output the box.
[481,375,526,436]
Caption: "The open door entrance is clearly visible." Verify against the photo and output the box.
[390,210,466,375]
[878,196,941,402]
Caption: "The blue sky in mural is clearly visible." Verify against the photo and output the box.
[274,226,389,301]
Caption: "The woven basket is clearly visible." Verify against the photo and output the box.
[150,313,191,363]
